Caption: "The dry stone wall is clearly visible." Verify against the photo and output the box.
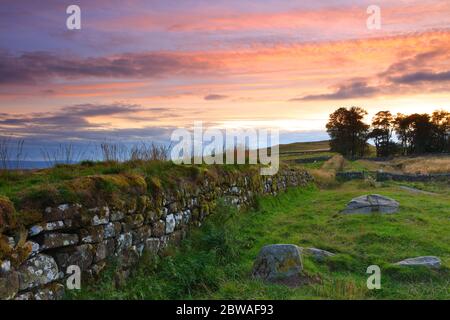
[0,167,312,300]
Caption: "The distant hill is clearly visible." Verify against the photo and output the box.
[278,140,331,155]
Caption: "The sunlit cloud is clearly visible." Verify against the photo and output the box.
[0,0,449,159]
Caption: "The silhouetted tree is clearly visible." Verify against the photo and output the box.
[394,112,446,155]
[326,107,370,158]
[394,113,412,155]
[328,107,449,157]
[431,110,450,153]
[369,111,394,157]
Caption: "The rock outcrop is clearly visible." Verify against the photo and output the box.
[252,244,303,282]
[341,194,399,214]
[394,256,441,268]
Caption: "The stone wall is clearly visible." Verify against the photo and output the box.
[333,171,450,182]
[336,171,366,181]
[376,172,450,182]
[294,156,332,164]
[0,167,312,300]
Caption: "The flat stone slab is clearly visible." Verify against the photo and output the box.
[394,256,441,268]
[341,194,399,214]
[252,244,303,282]
[399,186,436,195]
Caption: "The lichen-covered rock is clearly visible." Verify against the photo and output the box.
[341,194,399,214]
[0,271,19,300]
[144,238,160,254]
[14,292,34,300]
[174,212,183,228]
[34,283,65,300]
[136,243,145,256]
[252,244,303,282]
[5,236,15,248]
[104,222,120,239]
[110,210,125,222]
[144,210,159,223]
[54,244,94,271]
[43,204,81,222]
[182,210,191,224]
[151,220,165,238]
[79,226,105,244]
[1,259,11,273]
[38,233,79,250]
[29,241,40,256]
[89,207,110,226]
[29,220,67,237]
[131,225,151,245]
[123,214,144,229]
[94,239,115,263]
[18,254,59,290]
[159,236,170,251]
[395,256,441,268]
[116,232,133,254]
[165,214,176,234]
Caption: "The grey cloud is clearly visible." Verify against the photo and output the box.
[292,81,378,101]
[0,103,177,136]
[204,94,228,101]
[0,51,215,85]
[292,49,450,101]
[60,103,145,117]
[390,70,450,84]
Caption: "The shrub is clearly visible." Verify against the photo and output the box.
[308,169,339,188]
[322,155,346,172]
[0,196,16,232]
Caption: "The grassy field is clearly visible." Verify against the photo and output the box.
[278,139,450,175]
[71,180,450,300]
[278,140,331,154]
[2,141,449,300]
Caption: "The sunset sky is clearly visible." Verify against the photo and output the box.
[1,0,450,159]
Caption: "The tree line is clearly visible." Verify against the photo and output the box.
[326,107,450,158]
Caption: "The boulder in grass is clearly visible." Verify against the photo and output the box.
[394,256,441,268]
[341,194,399,214]
[252,244,303,282]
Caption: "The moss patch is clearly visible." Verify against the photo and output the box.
[0,196,16,233]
